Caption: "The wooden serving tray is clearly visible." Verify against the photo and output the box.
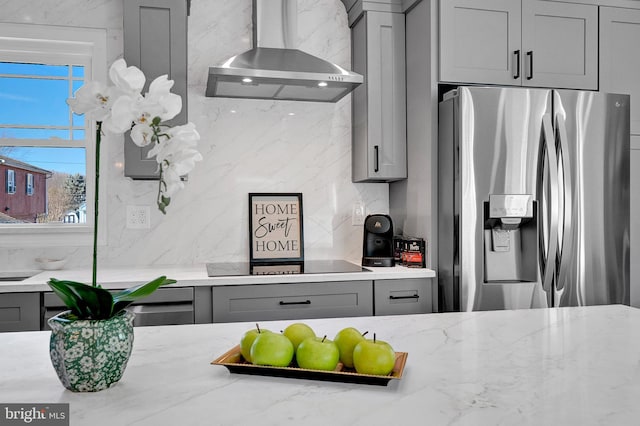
[211,345,407,386]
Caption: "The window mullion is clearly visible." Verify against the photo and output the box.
[68,64,73,141]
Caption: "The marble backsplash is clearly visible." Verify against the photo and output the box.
[0,0,388,270]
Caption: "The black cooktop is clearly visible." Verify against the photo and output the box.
[206,260,368,277]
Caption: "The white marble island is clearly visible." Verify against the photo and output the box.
[1,305,640,425]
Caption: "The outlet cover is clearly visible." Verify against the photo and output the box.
[126,205,150,229]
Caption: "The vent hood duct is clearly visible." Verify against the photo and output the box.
[206,0,363,103]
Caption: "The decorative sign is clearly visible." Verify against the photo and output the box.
[250,263,303,275]
[249,193,304,263]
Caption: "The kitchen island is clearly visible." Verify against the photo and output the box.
[1,305,639,425]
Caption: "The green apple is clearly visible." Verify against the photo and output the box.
[334,327,368,368]
[296,335,340,371]
[283,323,316,351]
[239,324,271,363]
[250,332,294,367]
[352,334,396,376]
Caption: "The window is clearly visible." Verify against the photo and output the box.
[5,169,15,194]
[26,173,33,196]
[0,23,107,246]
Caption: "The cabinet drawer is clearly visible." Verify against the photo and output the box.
[212,281,373,323]
[0,293,40,332]
[43,287,195,329]
[374,278,432,316]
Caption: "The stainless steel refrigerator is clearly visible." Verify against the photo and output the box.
[438,86,629,311]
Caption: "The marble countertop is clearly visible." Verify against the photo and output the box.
[0,263,435,292]
[1,305,639,425]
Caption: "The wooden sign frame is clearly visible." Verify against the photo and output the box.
[248,193,304,263]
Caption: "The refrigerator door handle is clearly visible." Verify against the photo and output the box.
[539,114,559,294]
[554,114,572,292]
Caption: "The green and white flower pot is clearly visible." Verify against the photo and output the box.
[48,310,135,392]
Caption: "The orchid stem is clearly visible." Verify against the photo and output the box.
[92,121,102,287]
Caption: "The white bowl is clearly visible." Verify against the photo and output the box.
[35,257,68,271]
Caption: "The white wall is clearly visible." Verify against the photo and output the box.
[0,0,388,270]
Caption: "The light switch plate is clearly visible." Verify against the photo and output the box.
[352,202,365,226]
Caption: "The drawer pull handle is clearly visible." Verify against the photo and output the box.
[279,300,311,306]
[389,294,419,300]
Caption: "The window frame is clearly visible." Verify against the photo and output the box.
[0,23,107,248]
[25,173,34,196]
[6,169,16,194]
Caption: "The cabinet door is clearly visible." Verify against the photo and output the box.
[631,140,640,307]
[123,0,188,179]
[212,281,373,323]
[352,11,407,182]
[374,278,432,316]
[439,0,521,85]
[521,1,597,90]
[601,7,640,135]
[0,293,40,332]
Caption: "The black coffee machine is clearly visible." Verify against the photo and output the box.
[362,214,395,267]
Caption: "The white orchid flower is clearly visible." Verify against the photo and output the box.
[102,94,142,134]
[67,81,114,121]
[146,75,182,121]
[158,147,202,198]
[167,122,200,143]
[159,166,185,197]
[109,58,145,94]
[147,122,200,160]
[67,57,201,214]
[130,122,154,147]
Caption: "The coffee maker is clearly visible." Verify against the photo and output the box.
[362,214,395,267]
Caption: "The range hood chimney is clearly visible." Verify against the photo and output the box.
[206,0,363,103]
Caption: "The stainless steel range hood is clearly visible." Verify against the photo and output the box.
[206,0,363,103]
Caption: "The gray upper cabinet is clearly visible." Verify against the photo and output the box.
[600,7,640,135]
[440,0,521,86]
[521,1,597,90]
[123,0,189,179]
[440,0,597,90]
[631,138,640,308]
[351,11,407,182]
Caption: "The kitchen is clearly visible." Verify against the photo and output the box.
[1,0,640,424]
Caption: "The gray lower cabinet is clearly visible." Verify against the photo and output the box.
[123,0,189,179]
[0,293,40,332]
[211,281,374,323]
[42,287,196,330]
[373,278,433,316]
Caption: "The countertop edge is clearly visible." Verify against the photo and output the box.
[0,264,436,292]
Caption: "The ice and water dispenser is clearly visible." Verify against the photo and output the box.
[483,195,537,282]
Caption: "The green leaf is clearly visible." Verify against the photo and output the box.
[48,278,114,320]
[48,278,87,316]
[152,116,161,126]
[111,276,176,316]
[158,201,167,214]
